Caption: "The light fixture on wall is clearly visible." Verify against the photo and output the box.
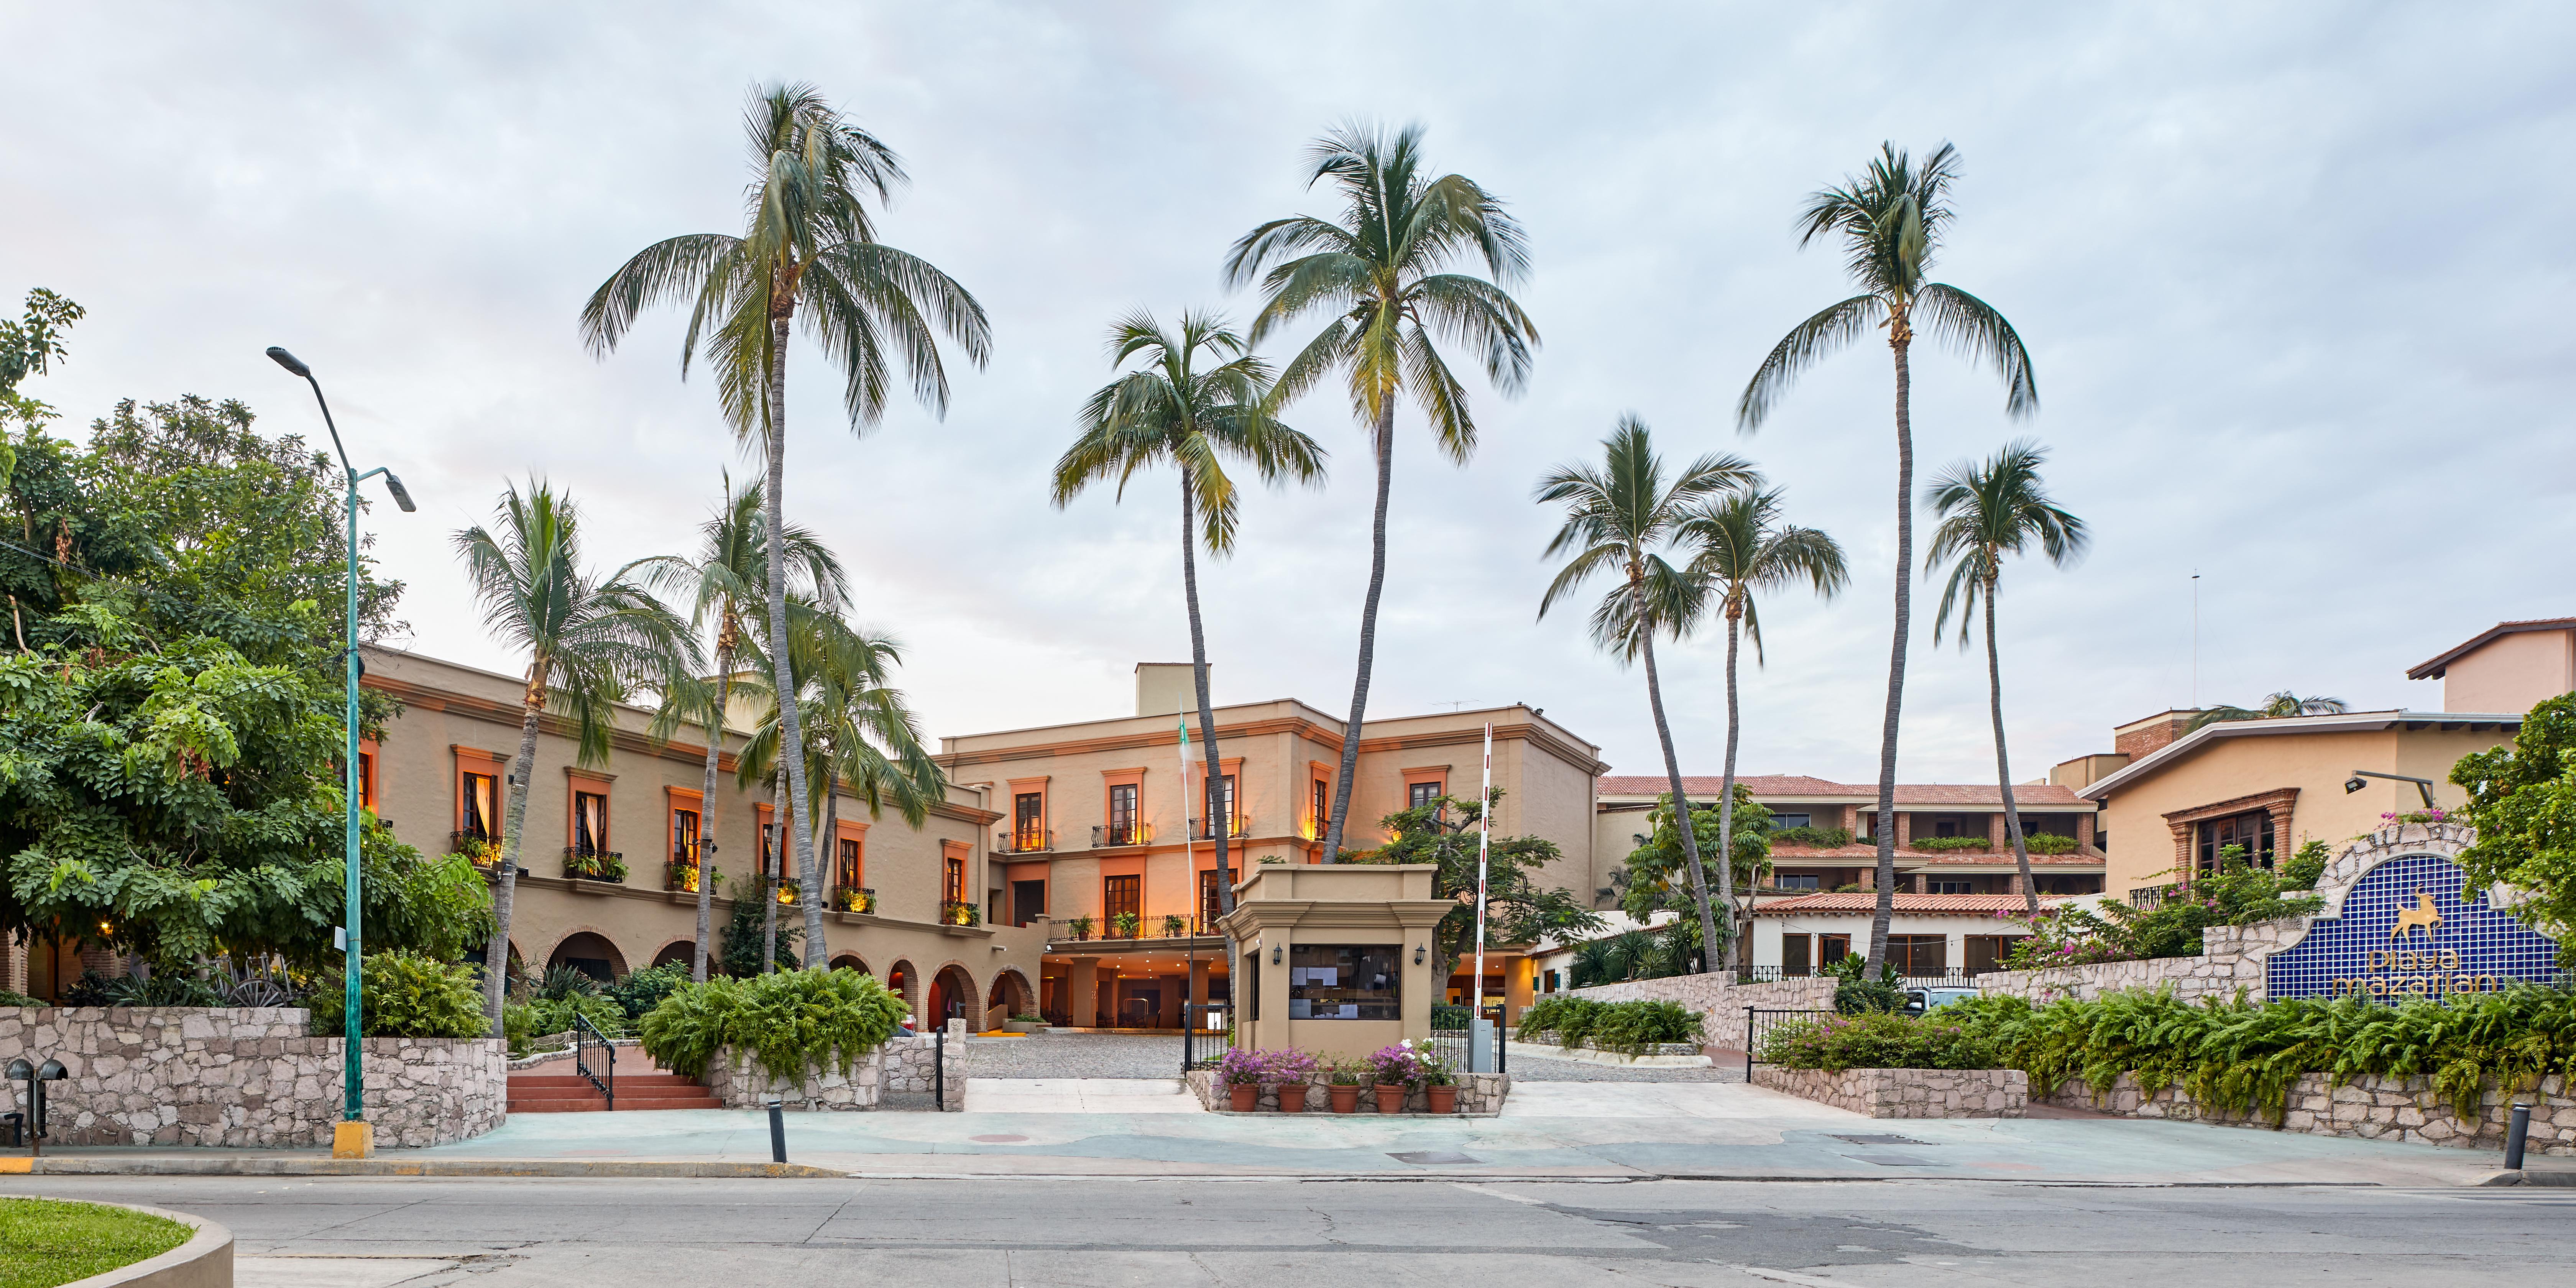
[2344,769,2439,808]
[1271,945,1282,965]
[1413,945,1426,965]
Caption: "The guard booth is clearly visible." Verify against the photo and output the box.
[1215,862,1451,1060]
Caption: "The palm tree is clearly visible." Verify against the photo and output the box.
[1735,142,2037,974]
[1679,486,1848,958]
[785,618,947,942]
[1536,416,1755,971]
[583,82,990,955]
[2188,692,2348,731]
[453,481,698,1027]
[1052,309,1324,912]
[1225,122,1538,863]
[1924,440,2086,916]
[640,475,847,981]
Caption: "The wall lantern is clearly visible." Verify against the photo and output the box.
[1414,945,1426,966]
[1271,945,1282,965]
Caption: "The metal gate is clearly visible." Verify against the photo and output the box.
[1181,1002,1232,1072]
[1743,1006,1835,1080]
[1426,1004,1508,1076]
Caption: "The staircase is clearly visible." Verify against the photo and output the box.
[507,1061,720,1113]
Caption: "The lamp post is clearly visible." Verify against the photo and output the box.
[267,346,414,1155]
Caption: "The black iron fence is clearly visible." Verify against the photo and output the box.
[1181,1002,1233,1072]
[572,1011,616,1111]
[1743,1006,1836,1080]
[1425,1004,1508,1077]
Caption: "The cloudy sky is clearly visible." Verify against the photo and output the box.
[8,3,2570,785]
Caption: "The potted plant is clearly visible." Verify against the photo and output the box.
[1216,1048,1266,1112]
[1267,1048,1319,1112]
[1367,1043,1421,1114]
[1066,915,1095,941]
[1161,913,1188,938]
[1419,1049,1458,1114]
[1326,1057,1364,1113]
[1112,911,1141,939]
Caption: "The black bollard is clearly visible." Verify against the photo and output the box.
[2506,1103,2531,1171]
[768,1098,787,1165]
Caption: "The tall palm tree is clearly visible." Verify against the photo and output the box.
[641,475,847,981]
[784,619,946,936]
[583,82,990,955]
[1225,122,1538,863]
[1924,440,2085,916]
[1735,142,2037,973]
[2188,692,2348,731]
[1052,309,1324,911]
[1536,416,1755,971]
[1680,486,1848,959]
[453,481,698,1027]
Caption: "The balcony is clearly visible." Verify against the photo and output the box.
[1092,821,1154,849]
[1186,816,1251,841]
[450,831,502,867]
[1049,913,1219,943]
[836,886,876,915]
[996,828,1054,854]
[773,877,800,905]
[2129,883,2178,910]
[939,899,981,927]
[562,847,626,884]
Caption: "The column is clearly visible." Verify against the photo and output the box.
[1187,957,1208,1008]
[1066,957,1099,1029]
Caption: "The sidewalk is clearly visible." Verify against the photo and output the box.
[12,1079,2563,1186]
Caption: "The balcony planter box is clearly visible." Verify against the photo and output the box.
[1276,1083,1308,1113]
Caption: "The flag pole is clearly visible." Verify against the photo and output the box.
[1472,722,1493,1022]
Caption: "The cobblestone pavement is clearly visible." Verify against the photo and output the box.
[963,1032,1187,1079]
[1507,1053,1745,1083]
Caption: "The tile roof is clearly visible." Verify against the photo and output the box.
[1754,893,2050,915]
[1595,775,2092,808]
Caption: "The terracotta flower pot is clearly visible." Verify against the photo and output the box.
[1374,1085,1408,1114]
[1229,1083,1259,1112]
[1329,1085,1359,1113]
[1426,1084,1458,1114]
[1276,1083,1308,1113]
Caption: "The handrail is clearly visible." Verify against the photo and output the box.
[572,1011,614,1111]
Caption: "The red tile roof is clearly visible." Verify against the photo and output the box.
[1755,893,2049,915]
[1595,775,2092,808]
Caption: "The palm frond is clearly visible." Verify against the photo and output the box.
[1735,295,1882,432]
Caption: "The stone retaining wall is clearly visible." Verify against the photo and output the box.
[1,1007,505,1148]
[1975,919,2300,1005]
[1564,975,1837,1050]
[2040,1071,2576,1156]
[1183,1068,1509,1114]
[1752,1065,2027,1118]
[704,1031,962,1111]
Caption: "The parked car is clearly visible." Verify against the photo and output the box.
[1903,986,1980,1017]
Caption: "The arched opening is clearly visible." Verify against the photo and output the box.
[928,964,977,1028]
[650,940,695,970]
[462,940,527,993]
[987,969,1033,1026]
[886,959,918,1022]
[547,932,627,984]
[828,953,870,975]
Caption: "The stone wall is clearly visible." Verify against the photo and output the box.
[2039,1071,2576,1157]
[1563,974,1837,1050]
[1975,918,2300,1004]
[1753,1065,2027,1119]
[1,1007,505,1148]
[704,1031,961,1111]
[1184,1068,1508,1114]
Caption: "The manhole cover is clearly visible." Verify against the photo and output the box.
[1388,1151,1484,1165]
[970,1134,1030,1143]
[1829,1134,1928,1146]
[1846,1153,1943,1166]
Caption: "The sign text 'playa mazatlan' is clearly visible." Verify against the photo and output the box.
[2265,850,2558,1002]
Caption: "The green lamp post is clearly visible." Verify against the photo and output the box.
[267,345,414,1154]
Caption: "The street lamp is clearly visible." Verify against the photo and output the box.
[267,345,414,1157]
[2343,769,2439,810]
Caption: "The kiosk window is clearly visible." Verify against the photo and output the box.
[1287,944,1401,1020]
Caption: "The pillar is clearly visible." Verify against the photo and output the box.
[1158,976,1182,1028]
[1911,872,1927,894]
[1187,957,1208,1008]
[1066,957,1099,1030]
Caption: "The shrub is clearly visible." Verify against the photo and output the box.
[534,965,603,1001]
[1825,953,1906,1014]
[2279,839,2331,890]
[718,897,800,976]
[1588,999,1704,1055]
[1773,825,1855,848]
[1432,1003,1473,1031]
[1263,1047,1320,1081]
[504,992,630,1053]
[1907,836,1991,852]
[638,967,906,1082]
[1368,1042,1430,1086]
[2022,832,2080,855]
[1759,1010,2001,1072]
[0,990,41,1007]
[607,963,692,1022]
[307,952,486,1040]
[59,972,224,1007]
[1514,994,1605,1045]
[1215,1048,1269,1086]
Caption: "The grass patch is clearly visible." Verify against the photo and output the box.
[0,1198,193,1288]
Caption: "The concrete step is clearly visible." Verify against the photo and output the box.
[509,1094,723,1113]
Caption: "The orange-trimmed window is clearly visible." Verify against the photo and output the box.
[945,854,966,903]
[355,737,380,814]
[571,789,609,855]
[459,769,498,839]
[838,836,864,890]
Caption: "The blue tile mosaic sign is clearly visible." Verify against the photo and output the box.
[2267,851,2560,1002]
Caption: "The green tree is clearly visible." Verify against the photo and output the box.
[1924,439,2086,915]
[641,475,846,981]
[1053,309,1324,915]
[1620,787,1774,948]
[1350,792,1602,978]
[1535,416,1754,968]
[1226,122,1539,866]
[1679,485,1847,960]
[583,82,990,958]
[453,481,698,1028]
[1736,142,2039,974]
[2453,693,2576,963]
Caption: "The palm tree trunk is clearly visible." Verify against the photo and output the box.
[693,664,731,982]
[1319,399,1395,864]
[1985,581,2038,915]
[1639,628,1721,974]
[483,663,544,1033]
[819,774,839,927]
[801,736,828,968]
[1865,322,1914,976]
[760,292,822,970]
[1179,478,1230,915]
[1718,604,1745,970]
[763,766,783,973]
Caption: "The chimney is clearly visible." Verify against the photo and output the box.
[2113,710,2200,759]
[1135,663,1201,718]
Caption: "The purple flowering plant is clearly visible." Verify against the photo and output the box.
[1367,1042,1427,1086]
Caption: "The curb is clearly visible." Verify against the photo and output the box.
[0,1194,232,1286]
[2476,1168,2576,1187]
[13,1158,844,1180]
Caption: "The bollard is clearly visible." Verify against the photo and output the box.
[934,1028,946,1112]
[2506,1103,2531,1171]
[768,1099,787,1165]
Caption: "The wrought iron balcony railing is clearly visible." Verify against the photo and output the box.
[836,886,876,915]
[561,847,626,883]
[996,828,1054,854]
[940,899,981,927]
[1186,816,1250,841]
[1092,821,1152,848]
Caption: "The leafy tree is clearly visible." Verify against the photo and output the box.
[1737,143,2038,974]
[1054,309,1325,912]
[1619,788,1774,947]
[2188,691,2349,732]
[585,82,991,958]
[718,891,799,978]
[0,288,83,469]
[453,481,698,1029]
[1348,791,1602,977]
[1536,416,1754,969]
[1679,485,1847,958]
[1924,439,2086,914]
[2453,694,2576,964]
[1226,123,1538,866]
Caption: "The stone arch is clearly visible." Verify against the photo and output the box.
[986,966,1035,1023]
[545,930,628,982]
[885,958,921,1020]
[828,953,870,976]
[927,961,979,1027]
[650,939,697,970]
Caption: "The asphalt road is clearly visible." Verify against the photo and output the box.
[15,1175,2574,1286]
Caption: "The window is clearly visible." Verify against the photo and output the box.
[1821,933,1852,966]
[1783,935,1813,976]
[1011,879,1047,927]
[838,836,863,890]
[1774,873,1821,890]
[1310,777,1330,836]
[1199,868,1224,924]
[2196,810,2275,872]
[1928,879,1974,895]
[758,816,776,878]
[1408,781,1440,810]
[1103,875,1140,931]
[572,790,609,854]
[1288,944,1401,1020]
[1770,813,1812,830]
[1212,774,1237,835]
[1107,782,1138,844]
[672,807,700,864]
[1543,969,1561,994]
[459,770,498,839]
[356,749,377,813]
[945,854,966,903]
[1012,791,1045,849]
[1965,935,2017,976]
[1887,935,1948,977]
